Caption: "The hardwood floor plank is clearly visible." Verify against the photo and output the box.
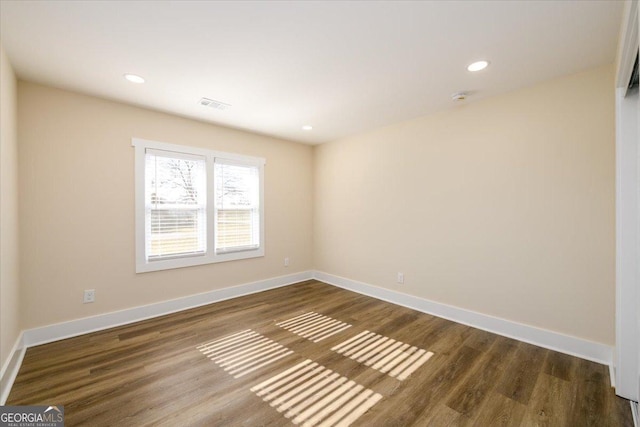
[495,342,547,405]
[471,392,527,427]
[6,280,632,426]
[445,336,519,419]
[412,403,462,426]
[543,350,576,382]
[462,328,499,354]
[520,371,573,427]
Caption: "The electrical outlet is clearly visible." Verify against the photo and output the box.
[397,272,404,284]
[284,257,290,267]
[83,289,95,304]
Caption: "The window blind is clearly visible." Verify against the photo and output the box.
[214,159,260,254]
[145,149,207,260]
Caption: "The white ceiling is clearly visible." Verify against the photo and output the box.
[0,1,624,145]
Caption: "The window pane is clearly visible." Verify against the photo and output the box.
[145,150,207,260]
[148,209,205,259]
[146,151,205,207]
[215,161,260,253]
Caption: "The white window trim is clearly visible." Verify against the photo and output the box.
[133,137,265,273]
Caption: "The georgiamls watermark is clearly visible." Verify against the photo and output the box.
[0,406,64,427]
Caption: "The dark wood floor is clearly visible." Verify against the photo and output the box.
[8,280,633,426]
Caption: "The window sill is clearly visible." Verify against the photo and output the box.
[135,247,265,273]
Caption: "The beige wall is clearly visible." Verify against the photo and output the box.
[0,45,20,371]
[314,64,615,345]
[18,82,313,329]
[14,63,617,348]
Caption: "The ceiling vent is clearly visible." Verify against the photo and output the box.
[199,97,231,110]
[451,92,468,102]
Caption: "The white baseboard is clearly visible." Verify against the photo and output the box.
[313,271,613,366]
[0,332,26,405]
[22,271,313,348]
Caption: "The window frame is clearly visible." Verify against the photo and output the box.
[133,138,265,273]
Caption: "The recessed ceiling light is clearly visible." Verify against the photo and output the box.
[123,73,145,84]
[467,60,489,72]
[302,125,313,131]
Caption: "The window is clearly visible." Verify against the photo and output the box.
[215,159,261,254]
[146,150,207,260]
[133,138,265,272]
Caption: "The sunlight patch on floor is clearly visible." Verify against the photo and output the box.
[250,359,382,427]
[332,330,433,381]
[276,312,352,342]
[197,329,293,378]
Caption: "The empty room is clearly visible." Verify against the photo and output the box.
[1,1,639,426]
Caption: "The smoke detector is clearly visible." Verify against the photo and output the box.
[199,97,231,110]
[451,92,468,102]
